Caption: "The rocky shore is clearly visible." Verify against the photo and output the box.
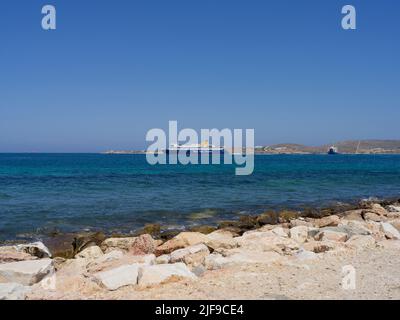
[1,199,400,300]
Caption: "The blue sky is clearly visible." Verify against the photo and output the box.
[0,0,399,152]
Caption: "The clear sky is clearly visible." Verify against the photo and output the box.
[0,0,399,152]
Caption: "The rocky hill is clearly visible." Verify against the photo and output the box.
[260,140,400,154]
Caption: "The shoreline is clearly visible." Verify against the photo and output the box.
[1,195,399,258]
[1,197,400,299]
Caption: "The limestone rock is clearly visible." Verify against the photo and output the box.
[170,244,209,267]
[289,226,308,244]
[0,259,54,286]
[155,232,208,255]
[271,227,289,238]
[386,211,400,219]
[175,232,208,246]
[387,205,400,213]
[381,222,400,240]
[307,228,320,239]
[101,237,137,253]
[130,254,156,265]
[369,203,388,216]
[75,245,104,260]
[0,247,37,264]
[346,235,376,248]
[313,215,340,228]
[204,253,228,270]
[342,209,364,222]
[207,229,235,239]
[92,264,140,291]
[86,250,124,270]
[205,230,238,250]
[236,232,299,254]
[339,220,371,235]
[129,234,156,255]
[86,252,154,274]
[290,219,314,228]
[154,238,185,256]
[15,242,52,259]
[155,254,171,264]
[0,283,30,300]
[314,230,348,242]
[73,232,106,251]
[138,263,197,286]
[362,211,386,222]
[322,225,370,238]
[389,219,400,232]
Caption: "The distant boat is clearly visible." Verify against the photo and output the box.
[328,146,339,155]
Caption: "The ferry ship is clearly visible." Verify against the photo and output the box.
[165,141,225,155]
[327,146,339,155]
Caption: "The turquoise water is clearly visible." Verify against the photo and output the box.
[1,153,400,241]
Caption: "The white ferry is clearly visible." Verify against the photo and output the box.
[165,141,225,155]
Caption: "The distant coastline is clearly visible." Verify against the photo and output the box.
[103,139,400,155]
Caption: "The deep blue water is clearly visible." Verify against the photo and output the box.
[1,153,400,241]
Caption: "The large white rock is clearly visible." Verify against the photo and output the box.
[170,244,209,263]
[75,246,104,260]
[92,264,140,291]
[86,252,155,274]
[15,242,52,259]
[381,222,400,240]
[387,205,400,213]
[206,230,238,250]
[0,259,54,286]
[339,220,371,235]
[289,226,308,244]
[138,263,196,286]
[0,283,30,300]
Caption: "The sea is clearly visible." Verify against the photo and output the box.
[1,153,400,241]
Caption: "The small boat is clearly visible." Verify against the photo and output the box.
[327,146,339,155]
